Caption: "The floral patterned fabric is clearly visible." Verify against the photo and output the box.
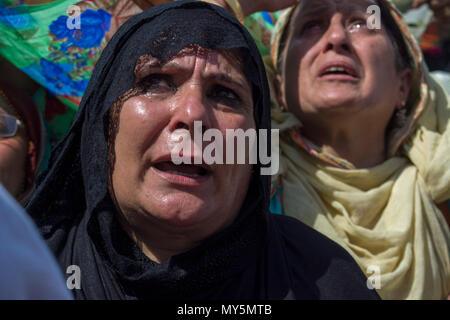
[0,0,112,106]
[0,0,112,154]
[0,0,151,150]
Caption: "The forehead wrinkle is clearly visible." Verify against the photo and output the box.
[139,52,249,91]
[202,52,249,89]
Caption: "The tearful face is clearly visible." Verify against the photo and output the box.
[281,0,408,128]
[110,46,255,241]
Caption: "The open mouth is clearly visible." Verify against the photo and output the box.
[151,160,213,186]
[319,64,359,79]
[154,161,210,178]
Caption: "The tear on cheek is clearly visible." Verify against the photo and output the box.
[134,99,148,117]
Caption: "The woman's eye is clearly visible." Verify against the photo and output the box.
[300,20,323,34]
[209,85,241,108]
[348,19,367,32]
[139,74,175,93]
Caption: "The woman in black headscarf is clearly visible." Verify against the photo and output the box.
[26,0,379,300]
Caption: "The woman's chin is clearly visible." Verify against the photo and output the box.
[311,96,364,114]
[141,193,212,227]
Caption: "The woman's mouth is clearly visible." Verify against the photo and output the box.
[319,63,359,81]
[151,161,212,186]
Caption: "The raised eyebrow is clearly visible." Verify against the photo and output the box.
[134,58,251,93]
[291,7,327,30]
[150,62,250,90]
[135,60,191,78]
[134,57,163,78]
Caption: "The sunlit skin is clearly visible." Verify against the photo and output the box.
[209,0,450,246]
[276,0,411,168]
[275,0,449,226]
[0,106,27,199]
[111,46,255,263]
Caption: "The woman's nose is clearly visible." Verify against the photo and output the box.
[322,15,352,54]
[168,85,210,135]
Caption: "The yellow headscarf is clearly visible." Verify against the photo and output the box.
[269,0,450,299]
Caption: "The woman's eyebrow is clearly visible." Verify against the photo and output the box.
[153,60,250,91]
[205,73,250,92]
[133,56,251,94]
[134,58,163,77]
[291,5,328,30]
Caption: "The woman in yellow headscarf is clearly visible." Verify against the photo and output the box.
[206,0,450,299]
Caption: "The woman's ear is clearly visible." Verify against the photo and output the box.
[274,73,288,110]
[397,68,412,110]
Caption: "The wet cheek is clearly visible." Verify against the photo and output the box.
[119,99,167,151]
[123,97,157,124]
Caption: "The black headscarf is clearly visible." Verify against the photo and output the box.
[26,0,379,300]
